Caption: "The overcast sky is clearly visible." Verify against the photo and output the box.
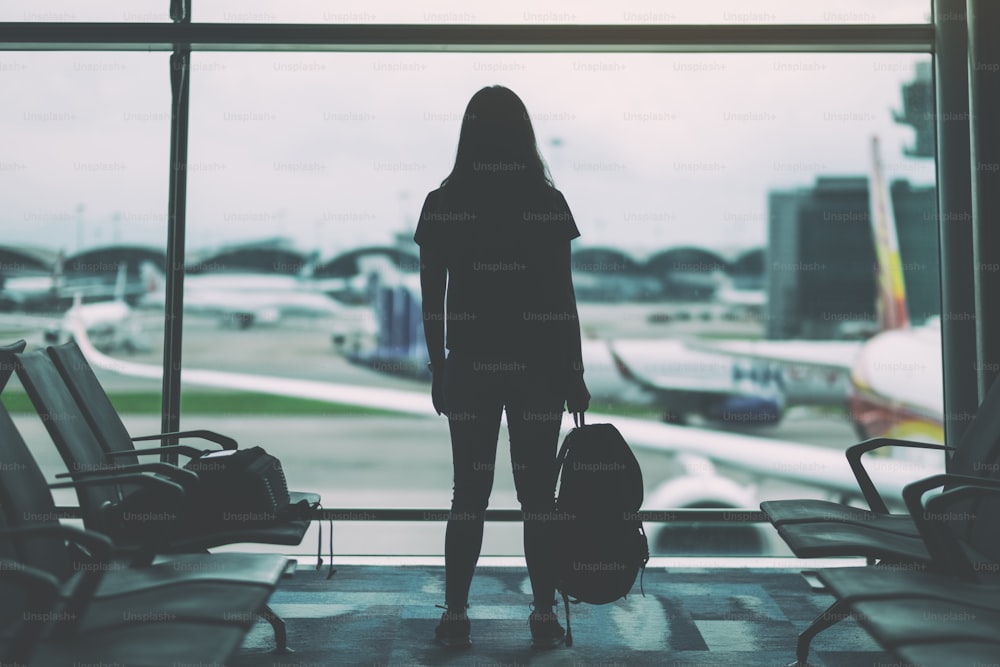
[0,1,935,259]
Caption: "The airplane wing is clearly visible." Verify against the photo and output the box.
[603,338,790,424]
[685,339,862,373]
[70,319,942,502]
[608,339,741,394]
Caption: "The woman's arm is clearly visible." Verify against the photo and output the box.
[555,240,584,377]
[419,245,447,368]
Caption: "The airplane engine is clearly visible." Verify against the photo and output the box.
[705,394,784,427]
[643,456,769,555]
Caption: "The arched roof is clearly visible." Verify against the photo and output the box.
[186,247,311,275]
[729,247,765,276]
[0,245,61,274]
[314,246,420,278]
[645,247,728,276]
[64,245,166,278]
[571,246,642,274]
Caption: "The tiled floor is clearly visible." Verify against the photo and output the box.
[234,565,893,667]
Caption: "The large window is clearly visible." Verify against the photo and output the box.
[0,51,170,505]
[0,7,943,557]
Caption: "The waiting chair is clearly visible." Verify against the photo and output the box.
[47,339,242,466]
[8,345,320,554]
[788,471,1000,665]
[0,561,266,667]
[3,346,321,650]
[761,374,1000,544]
[0,400,290,663]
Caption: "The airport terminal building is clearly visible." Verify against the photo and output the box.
[767,175,940,339]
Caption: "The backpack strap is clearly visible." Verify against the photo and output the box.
[556,431,572,472]
[557,411,585,471]
[560,589,573,647]
[312,502,336,579]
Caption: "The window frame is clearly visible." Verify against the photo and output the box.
[1,9,985,539]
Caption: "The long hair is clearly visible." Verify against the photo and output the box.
[440,86,554,196]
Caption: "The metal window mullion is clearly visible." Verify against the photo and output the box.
[933,0,976,452]
[968,1,1000,398]
[0,23,933,53]
[162,45,190,462]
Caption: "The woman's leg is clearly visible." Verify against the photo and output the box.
[443,355,504,609]
[505,374,564,607]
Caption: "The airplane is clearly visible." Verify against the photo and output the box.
[0,251,154,312]
[138,262,378,349]
[0,262,151,354]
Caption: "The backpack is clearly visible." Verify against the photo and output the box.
[553,413,649,646]
[183,446,292,530]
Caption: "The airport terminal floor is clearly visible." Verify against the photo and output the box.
[234,562,891,667]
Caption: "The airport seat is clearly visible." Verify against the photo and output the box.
[46,339,242,465]
[44,340,324,545]
[895,641,1000,667]
[0,400,291,663]
[5,344,320,555]
[787,472,1000,665]
[2,345,321,651]
[846,599,1000,667]
[1,560,265,667]
[0,339,25,394]
[761,372,1000,547]
[795,566,1000,665]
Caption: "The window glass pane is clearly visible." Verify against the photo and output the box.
[0,1,166,22]
[0,52,170,506]
[195,0,931,24]
[181,52,937,556]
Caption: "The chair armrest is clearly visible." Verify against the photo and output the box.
[130,429,238,450]
[0,558,63,592]
[106,444,210,460]
[0,523,120,637]
[56,462,199,495]
[49,473,186,566]
[0,523,116,563]
[0,559,62,663]
[847,438,954,514]
[902,473,999,581]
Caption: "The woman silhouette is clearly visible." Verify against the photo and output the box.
[415,85,590,649]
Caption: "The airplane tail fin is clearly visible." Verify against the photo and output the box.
[868,135,910,331]
[139,261,166,295]
[113,262,129,302]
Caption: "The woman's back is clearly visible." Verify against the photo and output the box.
[415,183,580,365]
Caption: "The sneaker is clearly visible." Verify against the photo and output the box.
[434,607,471,648]
[529,606,566,649]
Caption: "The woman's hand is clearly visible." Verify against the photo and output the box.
[431,366,448,416]
[566,373,590,414]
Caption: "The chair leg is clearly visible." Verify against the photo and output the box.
[258,604,294,654]
[790,598,851,667]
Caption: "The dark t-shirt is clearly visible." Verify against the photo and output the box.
[414,184,582,371]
